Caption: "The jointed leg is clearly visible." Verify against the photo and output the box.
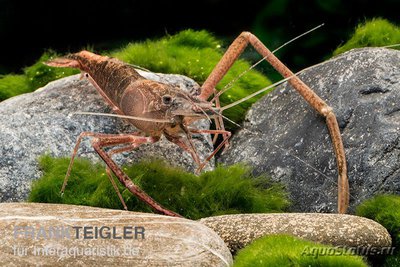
[105,167,127,210]
[189,128,231,173]
[63,131,139,210]
[164,132,201,166]
[211,96,229,148]
[61,132,134,194]
[91,135,182,217]
[105,143,142,211]
[165,128,231,174]
[62,132,181,217]
[326,113,349,212]
[200,32,349,213]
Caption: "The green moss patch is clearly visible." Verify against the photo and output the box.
[29,155,290,220]
[0,74,31,101]
[333,18,400,56]
[356,194,400,266]
[0,51,78,101]
[24,52,79,89]
[233,234,367,267]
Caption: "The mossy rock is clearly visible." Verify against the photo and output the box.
[233,234,368,267]
[356,194,400,267]
[0,74,31,101]
[23,51,79,89]
[0,52,79,101]
[333,18,400,56]
[29,155,290,220]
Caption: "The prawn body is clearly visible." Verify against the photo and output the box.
[47,51,211,138]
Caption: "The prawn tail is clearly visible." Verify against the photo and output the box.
[44,57,81,69]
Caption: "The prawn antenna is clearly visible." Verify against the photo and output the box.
[220,73,297,111]
[74,111,172,123]
[383,43,400,48]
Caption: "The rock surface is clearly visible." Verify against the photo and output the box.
[0,71,213,202]
[220,48,400,212]
[0,203,232,266]
[200,213,392,254]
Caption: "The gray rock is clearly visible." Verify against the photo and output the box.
[0,203,232,266]
[0,71,213,202]
[219,48,400,212]
[200,213,392,254]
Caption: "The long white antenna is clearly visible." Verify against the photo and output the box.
[220,73,296,111]
[383,43,400,48]
[271,23,325,54]
[74,111,172,123]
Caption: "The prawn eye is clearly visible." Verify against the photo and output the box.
[162,95,173,105]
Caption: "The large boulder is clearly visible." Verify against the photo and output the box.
[200,213,392,254]
[0,71,213,202]
[0,203,233,266]
[220,47,400,213]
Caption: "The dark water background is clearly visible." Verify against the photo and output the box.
[1,0,399,75]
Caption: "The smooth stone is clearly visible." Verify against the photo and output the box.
[200,213,392,254]
[0,203,232,266]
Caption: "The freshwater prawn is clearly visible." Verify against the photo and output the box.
[45,29,349,217]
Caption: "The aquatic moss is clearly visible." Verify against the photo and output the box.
[23,51,79,89]
[233,234,367,267]
[356,194,400,267]
[333,18,400,56]
[0,74,31,101]
[0,51,78,101]
[29,155,290,220]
